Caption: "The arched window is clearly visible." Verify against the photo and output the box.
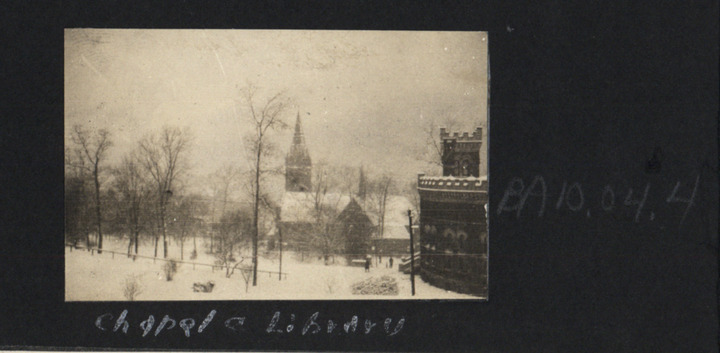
[456,230,468,251]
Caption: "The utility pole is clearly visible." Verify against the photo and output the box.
[408,209,415,296]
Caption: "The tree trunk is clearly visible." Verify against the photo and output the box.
[161,201,168,258]
[94,166,103,254]
[252,147,261,287]
[278,225,282,281]
[134,230,139,261]
[180,238,184,260]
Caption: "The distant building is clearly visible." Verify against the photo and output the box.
[280,113,341,253]
[278,113,414,263]
[279,190,353,257]
[278,114,372,262]
[417,127,488,296]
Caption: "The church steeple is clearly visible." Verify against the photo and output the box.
[292,112,306,145]
[357,165,367,200]
[285,112,312,192]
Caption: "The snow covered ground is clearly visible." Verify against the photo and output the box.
[65,236,482,301]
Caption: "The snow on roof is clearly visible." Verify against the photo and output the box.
[280,191,351,223]
[383,195,414,225]
[382,224,410,240]
[280,192,413,239]
[418,174,488,182]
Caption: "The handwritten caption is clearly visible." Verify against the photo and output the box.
[95,310,405,337]
[496,174,700,226]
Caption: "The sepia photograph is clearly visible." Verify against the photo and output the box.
[64,29,488,301]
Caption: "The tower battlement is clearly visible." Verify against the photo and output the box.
[440,127,482,178]
[440,127,482,141]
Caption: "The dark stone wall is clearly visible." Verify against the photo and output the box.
[374,238,412,258]
[418,197,488,297]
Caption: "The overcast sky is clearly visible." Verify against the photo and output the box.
[65,29,488,194]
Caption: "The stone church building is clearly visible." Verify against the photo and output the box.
[278,113,413,263]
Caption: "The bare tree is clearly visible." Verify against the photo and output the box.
[69,125,113,253]
[327,163,359,197]
[307,162,345,265]
[257,195,283,279]
[212,210,252,278]
[111,153,149,260]
[239,85,290,286]
[208,165,241,253]
[367,173,394,239]
[168,193,206,260]
[65,147,93,248]
[422,114,460,168]
[65,175,91,247]
[190,195,209,260]
[138,126,192,259]
[404,179,421,219]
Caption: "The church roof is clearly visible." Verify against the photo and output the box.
[280,191,351,223]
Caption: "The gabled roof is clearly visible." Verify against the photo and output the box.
[337,198,373,226]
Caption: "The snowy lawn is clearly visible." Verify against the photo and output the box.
[65,236,481,301]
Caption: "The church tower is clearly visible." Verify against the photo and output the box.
[285,112,312,192]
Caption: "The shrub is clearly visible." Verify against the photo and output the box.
[351,276,399,295]
[162,259,179,281]
[123,275,143,301]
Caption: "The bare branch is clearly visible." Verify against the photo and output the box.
[238,85,291,286]
[137,126,193,258]
[68,124,113,252]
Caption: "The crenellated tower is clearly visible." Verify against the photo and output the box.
[440,127,482,177]
[285,112,312,192]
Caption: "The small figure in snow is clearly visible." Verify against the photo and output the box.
[364,257,371,272]
[389,257,394,268]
